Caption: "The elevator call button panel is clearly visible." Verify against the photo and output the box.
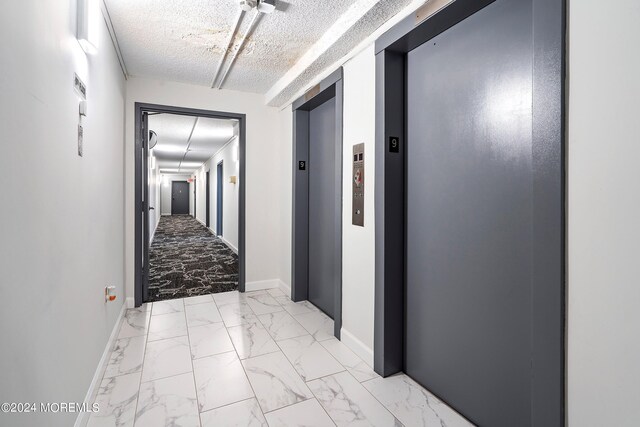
[352,143,365,227]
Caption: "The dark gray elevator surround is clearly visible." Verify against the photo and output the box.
[135,103,247,307]
[171,181,190,215]
[374,0,565,426]
[292,68,343,337]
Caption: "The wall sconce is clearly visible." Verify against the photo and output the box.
[229,176,238,184]
[77,0,97,54]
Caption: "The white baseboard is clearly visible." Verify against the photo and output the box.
[279,280,291,297]
[245,279,285,292]
[74,302,127,427]
[220,236,238,254]
[340,327,374,368]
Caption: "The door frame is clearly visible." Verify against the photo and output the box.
[135,103,247,305]
[171,180,190,215]
[206,171,211,228]
[373,0,565,425]
[291,68,343,338]
[216,161,224,236]
[193,177,196,218]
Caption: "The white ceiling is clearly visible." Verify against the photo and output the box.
[105,0,355,92]
[149,113,237,174]
[104,0,416,106]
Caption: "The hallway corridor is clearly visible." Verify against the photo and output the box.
[89,290,471,426]
[149,216,239,302]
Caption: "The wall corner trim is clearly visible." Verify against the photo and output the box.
[74,302,127,427]
[341,327,374,368]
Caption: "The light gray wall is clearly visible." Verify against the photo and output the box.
[567,0,640,425]
[193,137,240,251]
[0,0,126,426]
[149,157,161,242]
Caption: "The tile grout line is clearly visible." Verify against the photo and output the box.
[183,298,205,427]
[131,302,153,425]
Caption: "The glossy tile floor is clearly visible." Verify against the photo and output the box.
[88,289,473,427]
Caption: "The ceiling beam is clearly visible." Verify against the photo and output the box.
[264,0,383,105]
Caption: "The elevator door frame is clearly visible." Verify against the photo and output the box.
[373,0,566,426]
[292,68,343,338]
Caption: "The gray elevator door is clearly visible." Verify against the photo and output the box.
[308,98,336,318]
[406,1,533,426]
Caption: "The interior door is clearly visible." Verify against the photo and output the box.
[216,162,223,236]
[308,98,337,318]
[171,181,190,215]
[405,1,534,425]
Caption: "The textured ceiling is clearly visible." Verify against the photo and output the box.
[105,0,356,92]
[150,113,237,174]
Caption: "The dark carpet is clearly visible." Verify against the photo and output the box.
[148,215,238,302]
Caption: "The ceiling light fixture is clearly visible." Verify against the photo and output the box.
[239,0,256,11]
[257,0,276,14]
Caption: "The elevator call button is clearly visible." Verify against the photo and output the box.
[352,143,365,227]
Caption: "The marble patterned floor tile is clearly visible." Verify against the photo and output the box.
[241,351,314,413]
[184,294,214,306]
[193,351,254,412]
[257,311,308,341]
[264,398,335,427]
[227,321,279,359]
[309,371,400,427]
[200,398,267,427]
[267,288,286,298]
[152,298,184,316]
[185,302,223,327]
[246,292,283,315]
[274,296,318,316]
[294,310,334,341]
[218,302,260,327]
[117,309,151,339]
[319,338,379,382]
[141,336,192,383]
[88,372,140,427]
[213,290,251,307]
[277,335,345,381]
[147,312,188,341]
[188,322,234,359]
[103,336,146,378]
[135,372,199,427]
[363,374,474,427]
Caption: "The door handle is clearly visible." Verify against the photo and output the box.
[149,207,155,210]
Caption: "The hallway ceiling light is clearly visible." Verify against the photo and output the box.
[153,145,186,154]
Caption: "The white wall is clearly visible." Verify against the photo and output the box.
[193,137,240,251]
[159,174,192,216]
[0,0,126,426]
[567,0,640,425]
[340,45,377,364]
[149,156,161,241]
[125,78,285,297]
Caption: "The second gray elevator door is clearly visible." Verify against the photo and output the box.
[308,97,337,318]
[406,0,534,425]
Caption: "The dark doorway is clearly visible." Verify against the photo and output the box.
[206,171,211,228]
[308,98,337,318]
[374,0,565,426]
[216,161,223,236]
[171,181,190,215]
